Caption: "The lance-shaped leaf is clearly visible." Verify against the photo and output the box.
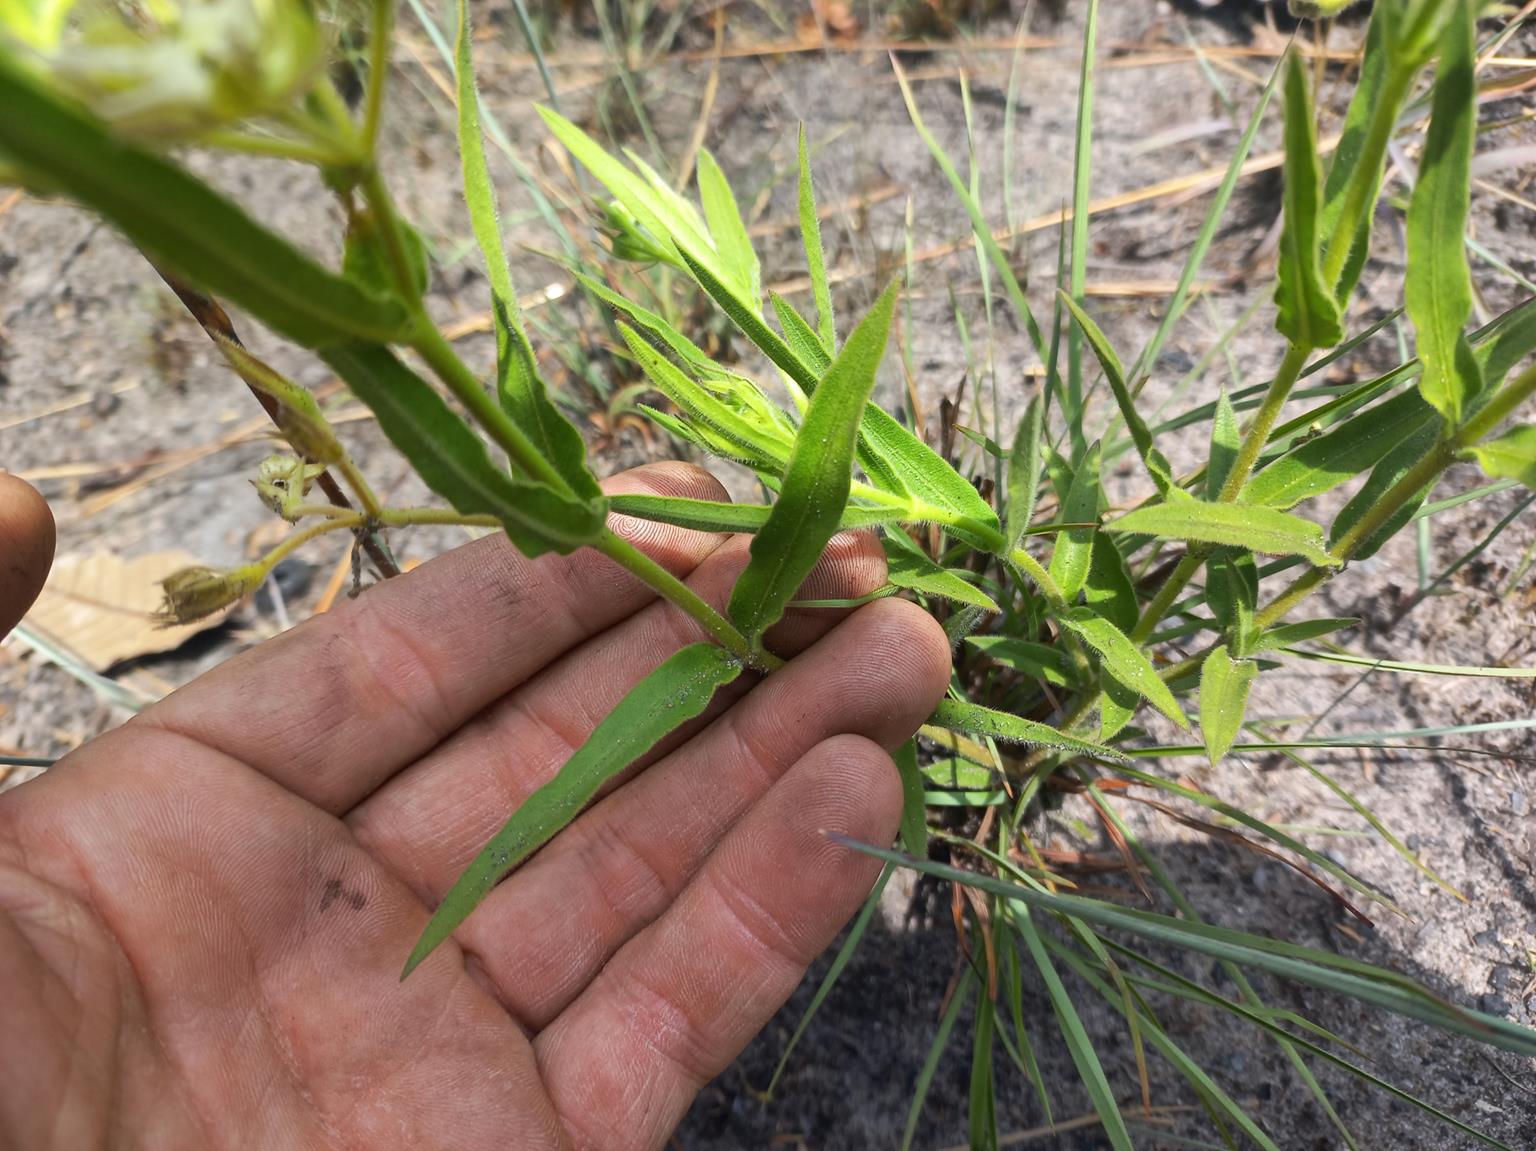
[893,739,927,858]
[610,493,902,535]
[1406,0,1482,425]
[859,406,1002,550]
[1331,419,1442,559]
[771,293,833,374]
[1477,295,1536,390]
[1245,387,1435,509]
[0,57,411,348]
[538,106,720,280]
[729,284,899,643]
[883,534,1000,612]
[966,636,1075,688]
[1318,5,1399,304]
[1048,441,1102,600]
[1275,53,1343,349]
[1200,645,1258,764]
[928,699,1126,761]
[404,643,743,976]
[1058,607,1189,728]
[322,343,605,555]
[1006,394,1046,550]
[1207,389,1240,498]
[696,149,761,302]
[797,124,837,352]
[1107,501,1340,567]
[1058,292,1172,494]
[573,270,717,375]
[1468,425,1536,491]
[1252,617,1360,652]
[456,0,597,498]
[1084,534,1137,633]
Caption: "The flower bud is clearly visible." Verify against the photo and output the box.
[601,201,676,266]
[156,562,261,624]
[1289,0,1367,16]
[251,452,324,520]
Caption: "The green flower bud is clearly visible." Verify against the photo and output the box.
[156,562,261,624]
[252,452,324,520]
[601,201,676,266]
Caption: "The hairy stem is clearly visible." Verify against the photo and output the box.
[363,0,394,158]
[595,529,772,670]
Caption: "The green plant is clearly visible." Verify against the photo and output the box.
[3,0,1536,1145]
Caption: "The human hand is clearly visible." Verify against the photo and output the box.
[0,462,950,1150]
[0,473,54,638]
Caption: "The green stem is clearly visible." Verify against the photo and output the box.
[364,0,394,157]
[411,322,573,495]
[1217,340,1312,503]
[358,167,423,309]
[595,529,772,670]
[1007,547,1067,607]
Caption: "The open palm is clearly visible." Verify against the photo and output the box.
[0,463,950,1150]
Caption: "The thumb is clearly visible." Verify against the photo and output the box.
[0,474,54,638]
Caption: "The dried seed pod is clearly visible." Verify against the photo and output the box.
[156,563,262,624]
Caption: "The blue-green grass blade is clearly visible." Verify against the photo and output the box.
[901,966,974,1151]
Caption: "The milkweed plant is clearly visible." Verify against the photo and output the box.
[3,0,1536,1144]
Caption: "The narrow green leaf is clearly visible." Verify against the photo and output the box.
[1048,441,1101,600]
[1275,52,1344,349]
[859,406,1002,550]
[770,292,833,374]
[1253,617,1359,652]
[928,698,1126,761]
[968,987,999,1151]
[1012,908,1134,1151]
[456,0,596,497]
[729,284,898,642]
[1477,295,1536,389]
[841,841,1536,1059]
[1207,388,1241,499]
[572,270,716,374]
[901,968,973,1151]
[1206,550,1258,651]
[323,344,605,556]
[0,57,412,348]
[1331,419,1442,559]
[1006,393,1046,549]
[1469,425,1536,490]
[609,493,900,535]
[539,106,720,278]
[619,324,791,469]
[1107,501,1340,567]
[966,636,1075,687]
[1407,0,1481,424]
[883,537,1000,612]
[1245,388,1435,509]
[1199,645,1257,764]
[1319,6,1398,304]
[1059,607,1189,728]
[894,739,928,858]
[1058,292,1171,494]
[696,149,761,301]
[1085,534,1137,633]
[675,245,817,401]
[404,642,741,976]
[797,124,836,351]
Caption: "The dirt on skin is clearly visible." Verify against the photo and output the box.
[2,1,1534,1148]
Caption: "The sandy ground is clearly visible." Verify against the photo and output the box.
[2,1,1534,1147]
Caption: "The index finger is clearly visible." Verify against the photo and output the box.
[134,462,732,813]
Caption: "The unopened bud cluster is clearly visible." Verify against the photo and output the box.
[156,562,262,624]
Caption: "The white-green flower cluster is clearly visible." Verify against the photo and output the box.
[1,0,326,139]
